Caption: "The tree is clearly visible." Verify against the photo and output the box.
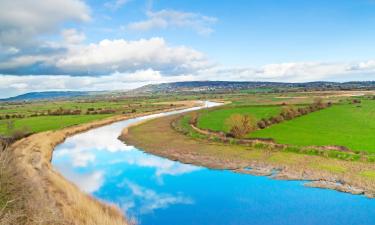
[225,114,256,138]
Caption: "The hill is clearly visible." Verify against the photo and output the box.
[0,91,95,102]
[131,81,375,94]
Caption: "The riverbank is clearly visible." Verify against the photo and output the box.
[4,101,201,225]
[120,113,375,198]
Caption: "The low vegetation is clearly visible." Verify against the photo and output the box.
[0,148,64,225]
[225,114,257,138]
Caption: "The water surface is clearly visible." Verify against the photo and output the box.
[53,102,375,225]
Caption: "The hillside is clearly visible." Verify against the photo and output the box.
[131,81,375,94]
[0,91,103,102]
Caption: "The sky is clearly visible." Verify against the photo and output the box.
[1,0,375,97]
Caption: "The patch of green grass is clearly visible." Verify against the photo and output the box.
[0,114,112,135]
[312,163,347,173]
[251,100,375,153]
[197,105,281,132]
[174,115,206,139]
[360,171,375,180]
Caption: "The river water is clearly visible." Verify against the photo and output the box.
[52,102,375,225]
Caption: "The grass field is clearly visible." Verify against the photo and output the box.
[0,114,113,135]
[250,100,375,153]
[197,105,281,132]
[0,96,184,136]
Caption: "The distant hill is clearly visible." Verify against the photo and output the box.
[132,81,375,94]
[0,91,96,102]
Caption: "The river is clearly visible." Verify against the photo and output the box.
[52,101,375,225]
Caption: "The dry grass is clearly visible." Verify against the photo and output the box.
[0,148,66,225]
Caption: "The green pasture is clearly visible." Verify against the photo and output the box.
[197,105,281,132]
[251,100,375,153]
[0,114,112,135]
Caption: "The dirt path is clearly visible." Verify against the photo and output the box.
[121,114,375,198]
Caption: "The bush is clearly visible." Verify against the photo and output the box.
[257,120,267,129]
[225,114,256,138]
[189,112,198,125]
[280,106,299,120]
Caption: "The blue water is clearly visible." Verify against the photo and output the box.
[52,102,375,225]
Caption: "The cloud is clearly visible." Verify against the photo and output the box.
[3,59,375,98]
[0,37,211,76]
[0,69,196,98]
[61,29,86,45]
[0,0,90,48]
[128,9,217,36]
[118,180,194,214]
[104,0,131,10]
[56,37,211,75]
[204,60,375,83]
[55,164,105,193]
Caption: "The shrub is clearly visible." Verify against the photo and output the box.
[281,105,299,120]
[189,112,198,125]
[352,99,361,104]
[225,114,256,138]
[257,120,266,129]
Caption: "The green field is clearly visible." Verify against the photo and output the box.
[251,100,375,153]
[0,114,113,135]
[197,105,281,132]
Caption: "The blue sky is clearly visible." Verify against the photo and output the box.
[79,0,375,65]
[1,0,375,97]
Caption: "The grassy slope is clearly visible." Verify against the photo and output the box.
[0,114,112,135]
[197,105,281,132]
[251,100,375,153]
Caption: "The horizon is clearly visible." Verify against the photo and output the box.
[4,79,375,99]
[2,0,375,97]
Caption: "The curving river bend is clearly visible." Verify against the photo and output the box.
[52,101,375,225]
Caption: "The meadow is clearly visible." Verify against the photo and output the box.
[0,114,112,135]
[0,96,186,136]
[250,99,375,153]
[197,105,281,132]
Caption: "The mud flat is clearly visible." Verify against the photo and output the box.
[120,114,375,198]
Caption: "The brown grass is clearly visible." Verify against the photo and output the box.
[0,148,66,225]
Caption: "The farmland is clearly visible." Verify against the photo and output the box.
[0,96,188,136]
[251,99,375,153]
[197,105,281,132]
[0,114,112,135]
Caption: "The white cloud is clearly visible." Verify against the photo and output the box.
[55,165,105,193]
[104,0,131,10]
[118,180,194,214]
[61,29,86,45]
[0,69,197,98]
[55,37,211,75]
[128,9,217,36]
[0,37,212,76]
[204,60,375,83]
[2,59,375,98]
[0,0,90,47]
